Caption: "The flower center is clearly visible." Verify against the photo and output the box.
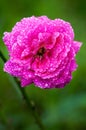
[37,47,46,57]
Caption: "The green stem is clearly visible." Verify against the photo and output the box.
[14,78,45,130]
[0,50,45,130]
[0,50,6,62]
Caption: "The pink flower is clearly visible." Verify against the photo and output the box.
[3,16,82,89]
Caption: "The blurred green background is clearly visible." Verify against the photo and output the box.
[0,0,86,130]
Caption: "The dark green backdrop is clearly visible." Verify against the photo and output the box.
[0,0,86,130]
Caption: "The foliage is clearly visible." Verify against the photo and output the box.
[0,0,86,129]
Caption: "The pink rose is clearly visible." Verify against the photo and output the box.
[3,16,82,89]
